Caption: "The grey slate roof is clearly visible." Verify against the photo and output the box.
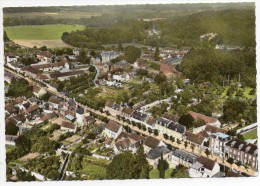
[132,111,148,121]
[172,149,198,164]
[226,139,258,156]
[76,107,84,114]
[147,146,171,159]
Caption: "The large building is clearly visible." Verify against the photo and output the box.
[225,139,258,170]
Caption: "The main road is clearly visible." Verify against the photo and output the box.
[4,66,256,176]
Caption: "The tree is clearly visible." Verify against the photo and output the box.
[171,165,189,178]
[227,157,234,168]
[154,46,160,61]
[236,160,242,168]
[15,135,31,153]
[184,141,188,149]
[205,148,211,157]
[178,114,194,129]
[154,129,159,136]
[223,99,248,122]
[136,146,150,179]
[107,151,143,179]
[124,46,141,63]
[191,144,195,152]
[157,154,169,178]
[4,31,10,42]
[5,121,19,135]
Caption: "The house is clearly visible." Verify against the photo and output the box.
[50,70,85,81]
[13,114,27,125]
[209,133,231,157]
[162,113,179,123]
[5,104,18,116]
[103,101,122,116]
[84,115,96,125]
[6,55,18,63]
[171,149,198,168]
[25,104,41,119]
[48,96,61,110]
[131,111,148,126]
[188,156,220,178]
[188,111,221,133]
[205,125,227,135]
[75,107,85,125]
[184,131,207,150]
[113,132,145,154]
[111,60,130,71]
[104,138,115,148]
[32,86,47,98]
[143,136,166,153]
[225,139,258,169]
[121,108,135,119]
[103,120,123,139]
[154,117,186,141]
[21,66,41,78]
[35,51,52,62]
[146,146,172,167]
[60,121,77,133]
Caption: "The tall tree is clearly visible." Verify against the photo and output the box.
[157,154,169,178]
[124,46,141,63]
[154,46,160,61]
[5,121,19,135]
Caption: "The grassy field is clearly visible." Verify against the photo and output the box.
[5,24,85,40]
[4,11,102,19]
[242,129,258,140]
[149,168,173,179]
[81,164,107,179]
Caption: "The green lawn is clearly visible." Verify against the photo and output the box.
[80,162,107,179]
[5,24,85,40]
[149,168,173,179]
[242,129,258,140]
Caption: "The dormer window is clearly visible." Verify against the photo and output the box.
[246,146,251,152]
[231,141,236,147]
[238,144,244,150]
[254,150,258,156]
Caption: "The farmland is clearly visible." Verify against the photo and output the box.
[4,24,85,48]
[5,24,85,40]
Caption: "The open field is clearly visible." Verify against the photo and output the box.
[5,24,85,48]
[5,24,85,40]
[4,11,102,19]
[13,39,71,48]
[242,129,258,140]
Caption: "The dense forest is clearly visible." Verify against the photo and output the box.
[180,47,256,88]
[60,9,255,48]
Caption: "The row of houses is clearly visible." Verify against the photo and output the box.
[103,100,258,170]
[102,119,244,177]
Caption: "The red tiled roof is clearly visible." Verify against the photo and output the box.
[144,136,160,149]
[185,131,205,145]
[48,96,60,104]
[61,121,76,130]
[26,104,39,113]
[121,108,135,116]
[106,120,121,133]
[205,125,227,134]
[189,111,217,124]
[197,156,216,171]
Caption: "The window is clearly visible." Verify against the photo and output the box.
[245,146,251,152]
